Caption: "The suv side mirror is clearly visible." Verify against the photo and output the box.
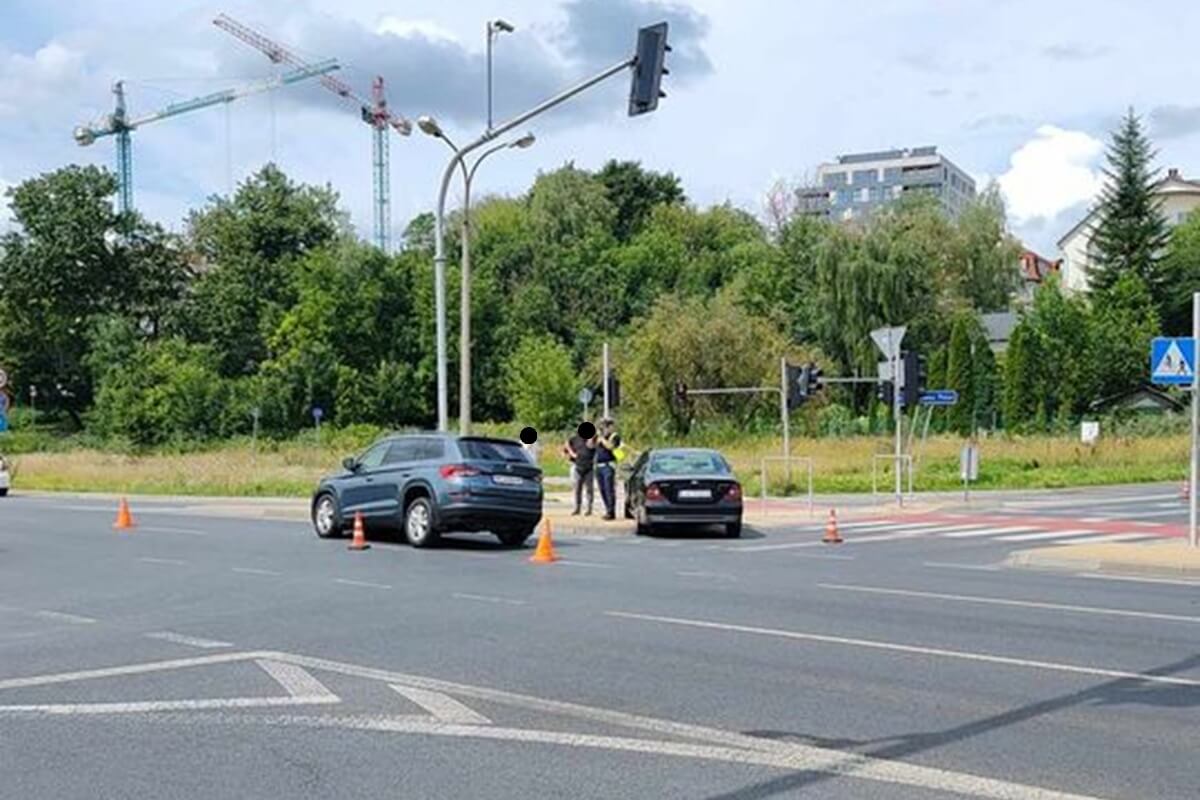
[342,456,359,472]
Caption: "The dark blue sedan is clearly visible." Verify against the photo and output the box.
[623,448,743,538]
[311,433,543,548]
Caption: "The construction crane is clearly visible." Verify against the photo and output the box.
[213,13,413,253]
[74,60,339,216]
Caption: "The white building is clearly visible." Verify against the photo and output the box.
[1058,168,1200,293]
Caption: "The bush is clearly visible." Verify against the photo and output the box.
[503,336,579,430]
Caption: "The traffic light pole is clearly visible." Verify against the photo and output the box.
[780,357,790,483]
[1191,292,1199,548]
[893,348,903,508]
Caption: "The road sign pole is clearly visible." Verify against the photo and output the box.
[603,342,610,420]
[893,344,902,507]
[1191,293,1199,548]
[780,357,791,485]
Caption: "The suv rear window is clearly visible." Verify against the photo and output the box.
[459,439,529,463]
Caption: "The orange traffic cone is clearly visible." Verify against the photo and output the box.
[822,508,843,544]
[113,497,135,531]
[530,518,559,563]
[348,511,370,551]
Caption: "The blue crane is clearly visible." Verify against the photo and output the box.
[73,59,339,216]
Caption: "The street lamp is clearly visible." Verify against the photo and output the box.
[421,114,535,434]
[486,19,515,131]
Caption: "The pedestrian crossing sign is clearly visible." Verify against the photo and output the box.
[1150,337,1195,385]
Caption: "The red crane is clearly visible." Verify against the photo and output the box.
[213,13,411,251]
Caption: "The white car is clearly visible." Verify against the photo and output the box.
[0,458,9,496]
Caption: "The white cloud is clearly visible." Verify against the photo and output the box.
[375,17,459,43]
[998,125,1104,224]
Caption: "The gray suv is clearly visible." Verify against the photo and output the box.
[311,433,543,548]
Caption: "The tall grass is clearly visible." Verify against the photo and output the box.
[3,427,1187,497]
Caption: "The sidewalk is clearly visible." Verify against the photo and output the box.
[1007,538,1200,579]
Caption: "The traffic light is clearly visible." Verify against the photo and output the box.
[877,380,894,407]
[806,363,824,396]
[629,22,670,116]
[606,374,621,409]
[673,380,688,408]
[785,363,807,410]
[902,351,927,408]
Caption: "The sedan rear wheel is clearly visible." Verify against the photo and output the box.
[404,497,439,548]
[725,521,743,539]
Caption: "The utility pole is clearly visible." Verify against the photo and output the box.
[603,342,611,419]
[1191,292,1199,548]
[893,345,903,507]
[780,357,790,480]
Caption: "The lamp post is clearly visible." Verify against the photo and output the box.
[419,114,534,434]
[486,19,514,132]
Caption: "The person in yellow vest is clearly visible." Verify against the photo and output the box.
[595,418,623,520]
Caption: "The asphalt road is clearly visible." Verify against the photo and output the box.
[2,485,1198,799]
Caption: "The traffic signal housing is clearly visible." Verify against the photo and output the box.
[785,362,824,410]
[673,380,688,409]
[629,22,670,116]
[877,379,894,407]
[901,351,927,408]
[606,374,621,409]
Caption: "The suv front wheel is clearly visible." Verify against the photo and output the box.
[313,494,342,539]
[404,496,440,548]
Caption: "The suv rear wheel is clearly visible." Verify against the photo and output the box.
[496,527,534,548]
[404,496,440,548]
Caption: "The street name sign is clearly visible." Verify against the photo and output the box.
[919,390,959,406]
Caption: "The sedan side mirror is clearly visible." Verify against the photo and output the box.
[342,456,359,472]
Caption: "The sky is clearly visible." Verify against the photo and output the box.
[3,0,1200,254]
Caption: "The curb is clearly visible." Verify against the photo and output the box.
[1006,549,1200,579]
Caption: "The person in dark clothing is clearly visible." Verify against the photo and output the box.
[566,423,596,515]
[595,418,622,520]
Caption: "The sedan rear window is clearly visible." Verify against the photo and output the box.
[459,439,529,463]
[650,452,728,475]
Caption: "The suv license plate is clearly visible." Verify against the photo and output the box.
[493,475,524,486]
[678,489,711,500]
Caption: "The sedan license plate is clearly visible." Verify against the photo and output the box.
[493,475,525,486]
[678,489,711,500]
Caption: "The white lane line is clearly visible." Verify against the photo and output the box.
[0,696,340,715]
[451,592,526,606]
[1086,533,1160,543]
[333,578,392,590]
[140,526,207,536]
[232,567,282,576]
[995,529,1098,543]
[34,610,97,625]
[138,557,187,566]
[923,562,1002,572]
[558,559,615,569]
[1091,509,1184,520]
[389,684,491,724]
[817,583,1200,624]
[144,631,233,649]
[790,552,856,561]
[940,526,1038,539]
[605,611,1200,687]
[1078,573,1200,588]
[676,570,738,581]
[256,659,338,700]
[1009,493,1179,509]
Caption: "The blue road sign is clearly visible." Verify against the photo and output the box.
[311,406,324,421]
[1150,337,1196,385]
[919,390,959,407]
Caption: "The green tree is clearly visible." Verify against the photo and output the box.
[596,159,685,241]
[1090,272,1160,399]
[503,336,579,430]
[953,186,1022,311]
[1089,109,1170,309]
[1159,208,1200,334]
[944,314,976,435]
[1002,320,1039,429]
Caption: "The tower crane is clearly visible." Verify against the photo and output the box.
[213,14,413,253]
[73,60,338,216]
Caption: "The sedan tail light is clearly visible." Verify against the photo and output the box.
[725,483,742,501]
[645,483,664,501]
[439,464,481,480]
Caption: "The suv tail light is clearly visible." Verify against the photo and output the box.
[646,483,664,501]
[725,483,742,501]
[439,464,480,480]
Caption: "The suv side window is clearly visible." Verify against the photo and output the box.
[412,438,445,461]
[384,439,420,465]
[359,441,391,469]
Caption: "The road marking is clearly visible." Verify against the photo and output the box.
[817,583,1200,624]
[34,610,97,625]
[994,529,1097,542]
[1009,493,1179,509]
[789,552,855,561]
[451,593,526,606]
[1083,533,1158,543]
[558,559,615,569]
[333,578,392,590]
[1078,573,1200,588]
[922,562,1002,572]
[1093,509,1183,520]
[232,567,281,576]
[144,631,233,649]
[256,659,338,700]
[940,526,1038,539]
[389,684,491,724]
[141,526,207,536]
[138,557,187,566]
[605,611,1200,687]
[676,570,738,581]
[0,649,1107,799]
